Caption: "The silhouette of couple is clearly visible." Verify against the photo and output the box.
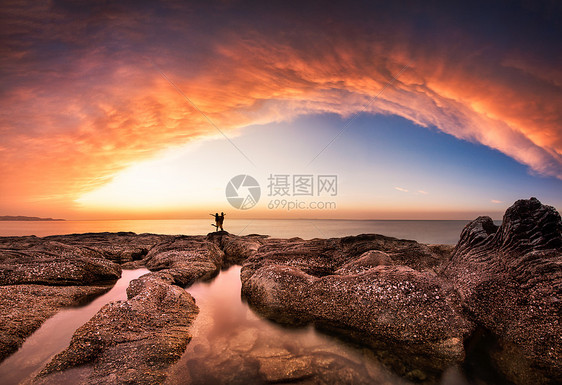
[210,212,225,231]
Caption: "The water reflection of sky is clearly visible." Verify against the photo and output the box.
[0,269,149,385]
[166,266,421,385]
[0,265,477,384]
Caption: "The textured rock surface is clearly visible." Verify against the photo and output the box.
[29,234,225,384]
[34,271,198,384]
[143,235,224,286]
[0,284,111,363]
[43,232,171,264]
[242,233,449,279]
[207,232,267,266]
[2,199,560,384]
[164,267,411,385]
[0,235,124,363]
[0,232,225,374]
[0,237,122,285]
[240,234,471,379]
[442,198,562,383]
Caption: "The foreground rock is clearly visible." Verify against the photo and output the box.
[2,198,560,384]
[240,234,470,380]
[443,198,562,384]
[0,236,124,362]
[31,234,225,384]
[0,232,224,372]
[34,272,198,385]
[0,284,111,363]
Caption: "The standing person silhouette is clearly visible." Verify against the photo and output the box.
[217,212,225,231]
[210,213,220,231]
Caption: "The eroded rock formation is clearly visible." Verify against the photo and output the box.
[0,236,123,362]
[240,234,471,380]
[34,273,198,385]
[443,198,562,383]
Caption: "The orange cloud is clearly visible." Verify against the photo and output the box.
[1,1,561,216]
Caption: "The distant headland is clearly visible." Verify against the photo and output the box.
[0,216,65,221]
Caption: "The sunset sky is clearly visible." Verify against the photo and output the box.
[1,0,561,220]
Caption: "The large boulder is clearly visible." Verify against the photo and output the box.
[143,235,224,287]
[240,234,470,380]
[442,197,562,383]
[34,272,199,385]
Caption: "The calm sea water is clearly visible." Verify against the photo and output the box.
[0,219,498,244]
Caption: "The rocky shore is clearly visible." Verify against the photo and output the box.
[0,198,560,384]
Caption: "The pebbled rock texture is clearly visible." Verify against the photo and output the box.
[442,197,562,383]
[240,234,471,379]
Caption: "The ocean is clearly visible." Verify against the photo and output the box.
[0,219,501,244]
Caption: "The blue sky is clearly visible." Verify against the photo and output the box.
[76,112,562,219]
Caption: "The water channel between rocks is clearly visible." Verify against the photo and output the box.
[0,269,150,385]
[165,266,469,385]
[2,266,489,384]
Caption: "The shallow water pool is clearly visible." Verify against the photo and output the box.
[165,266,473,385]
[0,269,149,385]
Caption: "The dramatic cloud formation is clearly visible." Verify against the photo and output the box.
[1,0,561,215]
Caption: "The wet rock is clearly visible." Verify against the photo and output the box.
[240,234,470,379]
[242,263,473,376]
[229,328,258,352]
[249,346,292,359]
[442,197,562,383]
[34,272,198,384]
[207,232,268,266]
[0,284,111,363]
[335,250,394,275]
[0,234,131,365]
[257,355,314,382]
[189,337,212,359]
[0,232,225,382]
[144,236,224,287]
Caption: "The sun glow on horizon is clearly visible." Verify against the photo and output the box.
[75,142,225,212]
[68,114,562,221]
